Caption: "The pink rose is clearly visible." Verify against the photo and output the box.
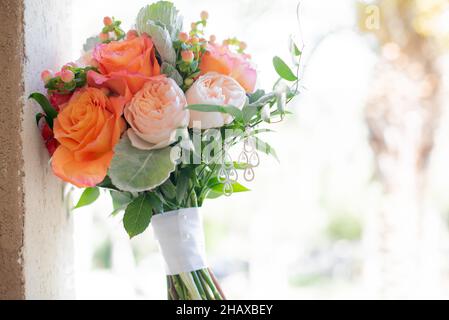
[199,43,257,93]
[186,72,247,129]
[124,76,189,150]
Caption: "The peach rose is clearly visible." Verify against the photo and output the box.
[186,72,246,129]
[199,43,257,93]
[124,76,189,150]
[88,34,160,101]
[52,88,126,187]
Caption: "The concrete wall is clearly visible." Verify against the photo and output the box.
[0,0,74,299]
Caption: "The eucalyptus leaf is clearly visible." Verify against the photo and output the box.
[123,193,153,238]
[161,62,183,86]
[273,56,298,81]
[136,1,183,40]
[110,190,133,213]
[74,187,100,209]
[109,135,176,193]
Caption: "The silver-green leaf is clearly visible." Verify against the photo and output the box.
[142,22,177,65]
[161,62,183,86]
[109,135,176,193]
[136,1,183,40]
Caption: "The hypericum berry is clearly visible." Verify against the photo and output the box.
[209,35,216,43]
[190,36,199,45]
[60,69,75,83]
[41,70,53,84]
[223,39,230,46]
[191,22,197,30]
[126,30,138,40]
[99,32,109,42]
[103,16,113,26]
[239,42,247,51]
[184,78,194,86]
[178,32,189,42]
[200,11,209,21]
[181,50,195,63]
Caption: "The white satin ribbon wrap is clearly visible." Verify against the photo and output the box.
[152,208,208,276]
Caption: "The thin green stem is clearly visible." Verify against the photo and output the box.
[191,271,207,300]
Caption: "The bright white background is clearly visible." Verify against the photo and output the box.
[68,0,449,299]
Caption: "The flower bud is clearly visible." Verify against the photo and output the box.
[181,50,195,63]
[239,41,247,51]
[184,78,194,86]
[41,70,53,84]
[60,69,75,83]
[99,32,109,42]
[103,16,113,26]
[126,30,138,40]
[209,35,216,43]
[191,22,197,30]
[200,11,209,21]
[178,32,189,42]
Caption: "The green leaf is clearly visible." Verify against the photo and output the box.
[206,179,251,199]
[273,56,297,81]
[110,190,133,213]
[29,93,58,128]
[123,193,153,238]
[242,105,259,124]
[35,113,44,126]
[292,42,302,56]
[254,137,279,162]
[176,168,192,204]
[109,135,176,193]
[143,22,177,65]
[248,89,266,104]
[186,104,243,123]
[248,92,276,107]
[97,175,118,190]
[160,179,177,200]
[136,1,183,40]
[74,187,100,209]
[161,62,183,86]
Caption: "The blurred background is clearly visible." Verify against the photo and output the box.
[68,0,449,299]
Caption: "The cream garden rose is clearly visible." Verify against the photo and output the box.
[186,72,247,129]
[124,76,189,150]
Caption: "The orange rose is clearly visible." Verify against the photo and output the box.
[199,43,257,93]
[52,88,126,187]
[88,34,161,101]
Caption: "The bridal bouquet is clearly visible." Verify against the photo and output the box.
[30,1,301,300]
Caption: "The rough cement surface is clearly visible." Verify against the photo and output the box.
[0,0,26,300]
[23,0,74,299]
[0,0,74,299]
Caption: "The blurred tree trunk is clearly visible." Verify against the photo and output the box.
[360,0,445,298]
